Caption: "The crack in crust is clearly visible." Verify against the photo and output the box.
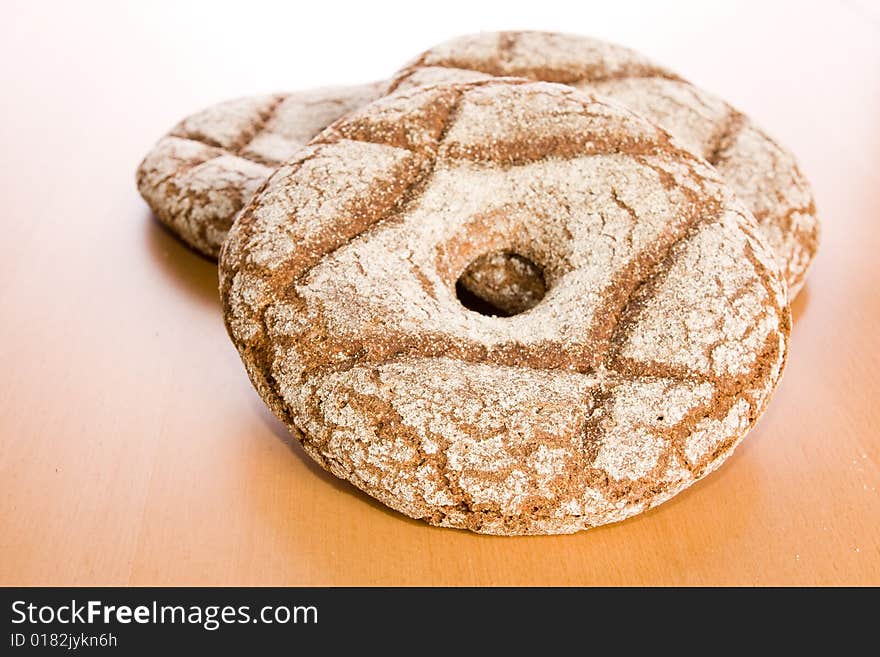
[705,110,746,167]
[219,78,791,535]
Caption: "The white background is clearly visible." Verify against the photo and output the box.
[2,0,877,164]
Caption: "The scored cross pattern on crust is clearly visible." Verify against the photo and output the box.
[220,78,790,535]
[137,83,387,257]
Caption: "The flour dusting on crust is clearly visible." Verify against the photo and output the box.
[219,79,790,535]
[136,83,386,257]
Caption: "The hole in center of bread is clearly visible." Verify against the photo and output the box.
[455,250,546,317]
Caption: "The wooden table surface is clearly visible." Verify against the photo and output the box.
[2,1,878,586]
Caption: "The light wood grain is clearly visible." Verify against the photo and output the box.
[1,1,877,585]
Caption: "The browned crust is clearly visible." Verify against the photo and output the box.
[219,78,791,535]
[136,84,388,258]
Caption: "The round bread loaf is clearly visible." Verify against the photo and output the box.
[391,31,819,298]
[137,83,385,258]
[219,79,790,535]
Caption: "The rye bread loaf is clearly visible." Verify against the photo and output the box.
[219,79,790,535]
[391,31,819,298]
[137,83,385,257]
